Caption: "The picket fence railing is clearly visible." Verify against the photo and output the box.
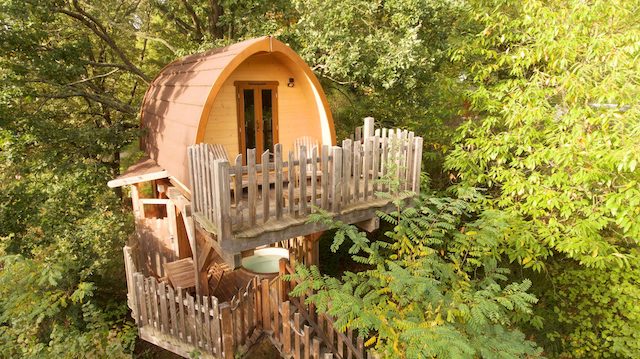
[124,245,371,359]
[188,118,423,242]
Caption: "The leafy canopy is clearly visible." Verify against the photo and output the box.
[289,189,542,359]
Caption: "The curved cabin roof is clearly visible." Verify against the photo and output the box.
[141,36,335,191]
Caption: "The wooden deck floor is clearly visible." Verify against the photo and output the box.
[207,251,258,303]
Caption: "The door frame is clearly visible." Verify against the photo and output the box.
[235,81,279,162]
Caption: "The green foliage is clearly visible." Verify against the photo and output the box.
[0,254,136,358]
[524,259,640,358]
[290,0,466,183]
[446,0,640,268]
[445,1,640,357]
[295,191,542,358]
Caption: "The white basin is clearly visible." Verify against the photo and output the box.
[241,247,289,274]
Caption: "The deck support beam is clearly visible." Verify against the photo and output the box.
[355,217,379,233]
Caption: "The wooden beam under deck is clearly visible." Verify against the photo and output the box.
[196,198,409,268]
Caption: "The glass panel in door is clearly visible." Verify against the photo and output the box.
[243,89,255,151]
[261,89,274,153]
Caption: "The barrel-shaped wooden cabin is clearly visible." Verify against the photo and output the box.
[109,36,424,358]
[141,36,335,190]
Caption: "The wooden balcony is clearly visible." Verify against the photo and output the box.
[188,121,423,262]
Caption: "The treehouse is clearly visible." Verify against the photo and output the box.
[108,36,424,358]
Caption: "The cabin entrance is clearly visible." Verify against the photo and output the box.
[235,81,279,163]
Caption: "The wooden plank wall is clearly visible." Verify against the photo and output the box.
[188,118,424,238]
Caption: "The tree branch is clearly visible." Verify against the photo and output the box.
[153,1,196,36]
[40,90,138,114]
[66,68,119,86]
[135,33,178,54]
[55,1,150,83]
[180,0,204,40]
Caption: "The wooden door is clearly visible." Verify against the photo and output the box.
[235,81,279,163]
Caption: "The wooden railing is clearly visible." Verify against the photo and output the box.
[188,119,423,242]
[124,245,372,358]
[278,260,370,359]
[124,245,256,358]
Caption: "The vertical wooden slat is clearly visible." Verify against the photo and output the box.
[353,142,361,202]
[168,286,178,336]
[202,295,212,353]
[188,294,197,345]
[304,325,311,359]
[405,132,414,190]
[247,282,255,332]
[321,145,329,210]
[178,287,186,340]
[310,146,318,210]
[327,317,335,348]
[159,282,169,333]
[347,329,354,359]
[342,139,352,205]
[273,286,280,341]
[262,150,270,223]
[135,273,147,326]
[294,312,302,359]
[247,149,257,226]
[299,145,308,215]
[150,279,160,330]
[211,296,222,355]
[195,295,204,350]
[255,277,263,330]
[275,144,284,220]
[234,154,243,227]
[288,151,296,216]
[363,117,374,139]
[331,147,342,212]
[282,301,292,354]
[261,279,271,331]
[205,145,215,224]
[233,297,242,346]
[372,135,380,196]
[363,138,371,200]
[412,137,423,194]
[221,304,234,359]
[239,293,247,346]
[380,135,389,193]
[313,338,321,359]
[187,147,197,212]
[337,329,344,358]
[357,336,365,358]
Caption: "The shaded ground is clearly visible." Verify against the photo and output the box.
[134,336,280,358]
[243,337,280,359]
[134,339,182,358]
